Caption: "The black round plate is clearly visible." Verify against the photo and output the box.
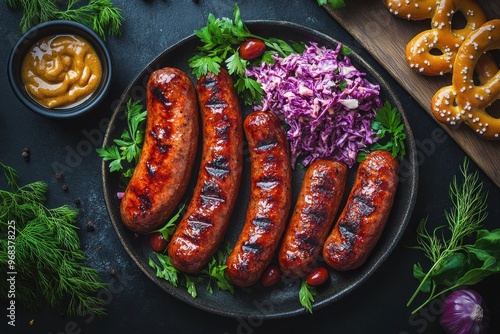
[102,21,418,319]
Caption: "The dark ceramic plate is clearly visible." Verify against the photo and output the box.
[102,21,418,319]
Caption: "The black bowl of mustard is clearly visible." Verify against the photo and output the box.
[7,20,113,119]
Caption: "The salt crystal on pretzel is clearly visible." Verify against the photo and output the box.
[431,19,500,140]
[385,0,436,21]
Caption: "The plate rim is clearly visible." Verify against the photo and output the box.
[101,19,419,319]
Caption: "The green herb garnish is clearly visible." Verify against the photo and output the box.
[148,241,234,298]
[97,98,147,182]
[146,204,234,298]
[299,278,317,313]
[407,158,499,314]
[317,0,346,9]
[152,203,186,243]
[0,162,107,316]
[5,0,123,40]
[357,101,407,162]
[188,4,303,105]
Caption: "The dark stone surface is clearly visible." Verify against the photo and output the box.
[1,1,499,333]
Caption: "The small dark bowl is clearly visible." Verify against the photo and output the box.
[7,20,113,119]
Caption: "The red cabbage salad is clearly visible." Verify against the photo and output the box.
[246,42,382,168]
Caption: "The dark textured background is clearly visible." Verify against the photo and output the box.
[1,1,499,333]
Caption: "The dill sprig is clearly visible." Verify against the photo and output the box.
[0,162,107,316]
[5,0,123,40]
[57,0,123,39]
[407,158,497,314]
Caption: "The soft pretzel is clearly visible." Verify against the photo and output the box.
[386,0,487,76]
[431,19,500,140]
[405,0,487,76]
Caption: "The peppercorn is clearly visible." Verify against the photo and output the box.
[21,147,30,162]
[86,220,95,232]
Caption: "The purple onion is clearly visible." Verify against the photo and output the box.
[440,289,490,334]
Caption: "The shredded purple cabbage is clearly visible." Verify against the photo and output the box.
[247,42,381,168]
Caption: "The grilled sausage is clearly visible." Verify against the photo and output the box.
[120,67,199,234]
[278,159,347,278]
[225,111,292,287]
[323,150,399,271]
[167,69,243,274]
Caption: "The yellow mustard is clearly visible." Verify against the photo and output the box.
[21,34,102,109]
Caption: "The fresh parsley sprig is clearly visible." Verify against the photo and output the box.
[148,241,234,298]
[188,4,303,105]
[97,98,147,182]
[146,195,233,298]
[317,0,346,9]
[357,101,407,162]
[299,278,317,313]
[407,158,499,314]
[152,203,186,243]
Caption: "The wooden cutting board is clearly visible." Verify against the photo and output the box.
[323,0,500,188]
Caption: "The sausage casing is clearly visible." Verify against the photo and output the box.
[120,67,199,234]
[167,69,243,273]
[225,111,292,287]
[278,159,347,278]
[323,150,399,271]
